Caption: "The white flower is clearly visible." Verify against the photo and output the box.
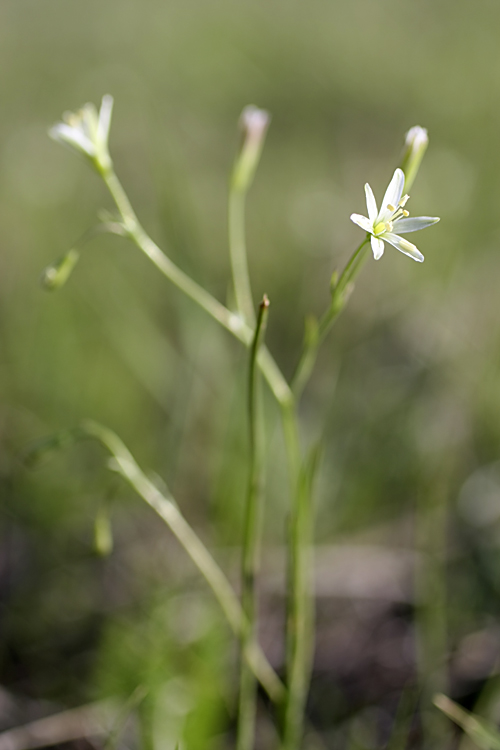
[350,168,439,262]
[49,95,114,172]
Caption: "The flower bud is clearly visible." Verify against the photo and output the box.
[231,105,270,192]
[399,126,428,193]
[94,507,113,557]
[40,248,80,291]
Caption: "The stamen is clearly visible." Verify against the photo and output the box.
[387,204,396,212]
[403,210,409,217]
[385,221,393,232]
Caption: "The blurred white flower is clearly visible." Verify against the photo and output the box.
[49,95,113,172]
[350,168,439,262]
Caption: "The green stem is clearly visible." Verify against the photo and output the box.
[291,237,370,399]
[100,167,292,409]
[229,188,256,327]
[280,239,370,749]
[97,165,320,743]
[282,441,318,750]
[237,296,270,750]
[68,420,285,705]
[415,473,449,748]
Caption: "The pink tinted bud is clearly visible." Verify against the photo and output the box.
[232,105,271,191]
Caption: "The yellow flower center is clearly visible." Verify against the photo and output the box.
[373,195,411,235]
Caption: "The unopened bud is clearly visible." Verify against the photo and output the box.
[399,126,429,193]
[94,507,113,557]
[231,105,270,192]
[41,248,80,291]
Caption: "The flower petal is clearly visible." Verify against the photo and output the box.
[364,183,378,223]
[81,103,99,140]
[49,123,96,157]
[377,168,405,223]
[350,213,372,233]
[97,94,114,147]
[392,216,440,233]
[383,232,424,262]
[371,236,384,260]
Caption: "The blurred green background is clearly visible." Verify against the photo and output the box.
[2,0,500,747]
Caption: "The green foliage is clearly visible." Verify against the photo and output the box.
[3,0,500,747]
[94,594,228,749]
[435,694,500,750]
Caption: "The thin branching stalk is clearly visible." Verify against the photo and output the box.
[46,104,436,750]
[82,420,285,704]
[237,296,270,750]
[278,239,371,749]
[94,162,367,750]
[282,447,319,750]
[99,167,292,409]
[228,103,269,325]
[26,422,285,705]
[415,472,449,748]
[291,237,370,399]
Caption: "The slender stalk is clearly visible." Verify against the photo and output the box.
[291,238,370,399]
[386,685,418,750]
[415,473,449,748]
[280,238,370,749]
[237,296,270,750]
[97,164,322,746]
[99,167,292,410]
[101,169,244,336]
[229,188,255,327]
[33,421,285,705]
[282,445,318,750]
[434,694,500,750]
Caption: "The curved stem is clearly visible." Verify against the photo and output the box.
[237,296,269,750]
[34,421,286,705]
[100,168,292,409]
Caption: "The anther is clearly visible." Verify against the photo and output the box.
[403,210,409,217]
[387,204,396,212]
[399,195,410,207]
